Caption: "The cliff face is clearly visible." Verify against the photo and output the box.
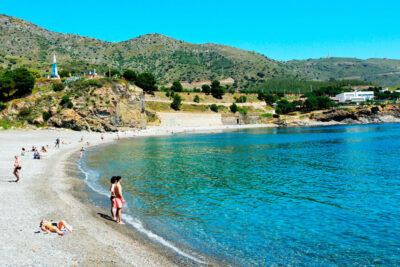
[1,80,147,132]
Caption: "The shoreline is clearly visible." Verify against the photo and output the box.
[0,124,269,266]
[1,121,399,266]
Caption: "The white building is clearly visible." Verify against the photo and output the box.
[336,91,374,103]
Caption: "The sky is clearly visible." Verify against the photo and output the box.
[1,0,400,61]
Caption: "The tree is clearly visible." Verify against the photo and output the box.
[210,104,218,112]
[0,73,15,100]
[202,84,211,95]
[211,80,226,99]
[170,80,183,92]
[10,68,35,97]
[316,96,335,109]
[136,73,157,94]
[230,103,238,113]
[264,94,278,106]
[194,95,200,103]
[276,99,294,114]
[123,70,137,82]
[304,96,318,111]
[171,94,182,110]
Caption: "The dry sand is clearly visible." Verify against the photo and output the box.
[0,124,268,266]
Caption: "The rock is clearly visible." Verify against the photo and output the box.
[50,107,57,115]
[32,116,44,125]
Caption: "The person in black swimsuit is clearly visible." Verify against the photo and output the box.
[110,176,117,221]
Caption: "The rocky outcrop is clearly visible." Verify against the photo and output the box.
[2,80,147,132]
[313,105,400,124]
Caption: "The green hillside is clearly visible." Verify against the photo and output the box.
[0,14,296,89]
[1,14,399,87]
[287,57,400,87]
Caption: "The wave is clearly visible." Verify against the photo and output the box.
[77,158,207,265]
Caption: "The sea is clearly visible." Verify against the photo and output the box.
[78,124,400,265]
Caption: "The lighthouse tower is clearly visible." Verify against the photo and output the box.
[51,53,60,79]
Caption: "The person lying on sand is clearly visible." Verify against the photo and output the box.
[40,220,73,236]
[41,146,47,153]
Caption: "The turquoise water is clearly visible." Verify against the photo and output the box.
[81,124,400,265]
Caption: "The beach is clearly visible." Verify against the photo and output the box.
[0,124,267,266]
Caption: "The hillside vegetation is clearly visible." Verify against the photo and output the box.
[1,14,399,88]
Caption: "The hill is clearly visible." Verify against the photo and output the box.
[0,14,296,88]
[287,57,400,87]
[1,14,399,87]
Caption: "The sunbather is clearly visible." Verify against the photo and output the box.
[40,220,72,236]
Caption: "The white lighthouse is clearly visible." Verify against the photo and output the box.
[51,53,60,79]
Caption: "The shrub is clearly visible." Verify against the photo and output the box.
[194,95,200,103]
[87,79,103,88]
[210,104,218,112]
[60,94,70,105]
[193,88,201,92]
[67,101,74,109]
[235,95,247,103]
[42,111,51,121]
[229,89,235,94]
[238,107,248,115]
[28,69,42,79]
[18,107,31,117]
[230,103,238,113]
[59,70,70,78]
[171,94,182,110]
[52,82,65,92]
[0,101,6,111]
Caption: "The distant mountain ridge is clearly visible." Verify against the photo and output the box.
[1,14,399,87]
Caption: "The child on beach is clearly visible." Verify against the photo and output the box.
[40,220,73,236]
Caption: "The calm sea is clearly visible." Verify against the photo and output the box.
[80,124,400,265]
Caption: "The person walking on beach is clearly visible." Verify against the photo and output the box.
[113,176,125,224]
[13,155,21,182]
[55,138,60,148]
[110,176,117,221]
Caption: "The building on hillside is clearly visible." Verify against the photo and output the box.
[51,53,60,79]
[336,91,374,103]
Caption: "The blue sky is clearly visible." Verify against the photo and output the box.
[1,0,399,61]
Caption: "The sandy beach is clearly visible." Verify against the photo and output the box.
[0,124,269,266]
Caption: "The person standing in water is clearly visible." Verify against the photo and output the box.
[13,155,21,182]
[110,176,117,221]
[113,176,125,224]
[55,138,60,148]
